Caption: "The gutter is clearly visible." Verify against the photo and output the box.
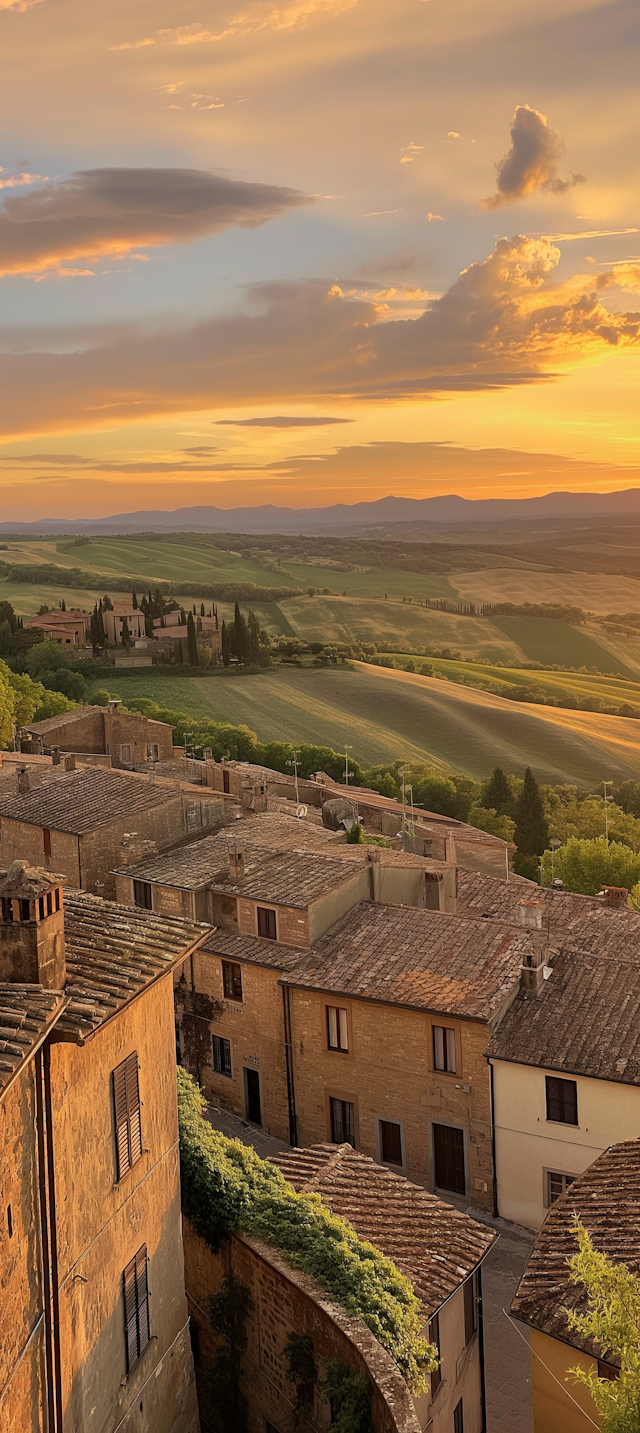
[282,984,298,1147]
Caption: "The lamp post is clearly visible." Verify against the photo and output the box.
[603,780,613,845]
[549,837,562,886]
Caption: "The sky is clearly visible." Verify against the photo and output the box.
[0,0,639,518]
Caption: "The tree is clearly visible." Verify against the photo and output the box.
[247,611,261,666]
[201,602,205,617]
[514,767,549,872]
[221,621,230,668]
[483,766,513,816]
[467,805,516,843]
[120,617,131,649]
[187,611,199,666]
[233,601,248,662]
[132,590,138,608]
[540,837,640,895]
[567,1218,640,1433]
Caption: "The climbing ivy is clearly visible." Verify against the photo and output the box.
[321,1358,374,1433]
[177,1069,437,1392]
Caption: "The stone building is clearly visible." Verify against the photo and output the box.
[0,858,205,1433]
[24,701,174,767]
[282,901,531,1212]
[101,603,147,645]
[511,1138,638,1433]
[23,609,92,647]
[185,1141,495,1433]
[0,765,224,898]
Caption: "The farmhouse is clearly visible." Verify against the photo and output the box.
[0,859,205,1433]
[24,699,174,767]
[23,608,92,647]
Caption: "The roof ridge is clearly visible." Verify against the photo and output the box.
[298,1142,354,1191]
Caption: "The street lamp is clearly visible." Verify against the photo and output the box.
[549,837,562,886]
[603,780,613,844]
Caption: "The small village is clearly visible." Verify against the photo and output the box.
[2,694,638,1433]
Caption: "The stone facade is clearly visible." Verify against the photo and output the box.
[287,991,495,1210]
[26,705,174,767]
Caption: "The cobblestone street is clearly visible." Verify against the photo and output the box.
[206,1105,534,1431]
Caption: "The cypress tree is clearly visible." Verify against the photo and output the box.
[221,621,230,668]
[132,590,138,608]
[201,602,205,617]
[514,767,549,859]
[247,611,261,666]
[120,616,131,649]
[187,611,199,666]
[484,766,512,816]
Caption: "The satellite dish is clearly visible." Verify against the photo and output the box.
[296,804,308,819]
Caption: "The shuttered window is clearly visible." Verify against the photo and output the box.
[257,907,277,940]
[123,1245,150,1372]
[433,1025,456,1073]
[222,961,243,1001]
[327,1006,348,1052]
[330,1097,355,1147]
[113,1053,142,1182]
[545,1076,578,1125]
[453,1399,464,1433]
[379,1119,403,1166]
[212,1035,232,1078]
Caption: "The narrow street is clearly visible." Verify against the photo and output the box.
[205,1104,534,1432]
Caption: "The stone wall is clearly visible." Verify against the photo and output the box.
[0,1066,45,1433]
[183,1222,421,1433]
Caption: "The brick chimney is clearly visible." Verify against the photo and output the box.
[64,753,76,771]
[599,885,628,908]
[0,861,66,989]
[17,766,30,794]
[517,899,548,993]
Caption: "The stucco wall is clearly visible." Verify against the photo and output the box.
[491,1058,640,1229]
[0,1066,45,1433]
[288,992,494,1208]
[529,1330,600,1433]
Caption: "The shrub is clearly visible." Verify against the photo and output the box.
[177,1069,435,1391]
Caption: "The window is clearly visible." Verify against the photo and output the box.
[433,1123,466,1195]
[257,906,277,940]
[223,770,230,794]
[433,1024,456,1074]
[453,1399,464,1433]
[222,960,243,1001]
[212,1035,232,1078]
[175,1019,182,1065]
[133,880,153,911]
[429,1313,441,1396]
[464,1273,477,1345]
[245,1068,262,1125]
[547,1171,576,1205]
[379,1119,403,1166]
[123,1245,150,1372]
[598,1361,620,1381]
[43,828,51,858]
[546,1076,578,1126]
[327,1006,348,1052]
[7,1204,13,1239]
[121,745,131,764]
[113,1053,142,1182]
[330,1097,355,1147]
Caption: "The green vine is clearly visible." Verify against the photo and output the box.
[321,1358,374,1433]
[285,1333,317,1427]
[205,1273,253,1433]
[177,1069,437,1392]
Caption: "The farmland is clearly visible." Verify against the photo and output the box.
[382,656,640,707]
[103,664,640,786]
[452,567,640,613]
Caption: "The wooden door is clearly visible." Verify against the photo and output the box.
[433,1123,465,1194]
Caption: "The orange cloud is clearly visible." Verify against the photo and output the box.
[482,105,584,210]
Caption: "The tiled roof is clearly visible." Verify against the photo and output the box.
[57,891,207,1039]
[282,902,527,1020]
[457,868,640,945]
[228,813,346,852]
[271,1143,495,1317]
[26,706,98,735]
[115,836,366,906]
[320,783,509,849]
[0,766,179,834]
[0,985,65,1096]
[511,1138,640,1361]
[199,927,304,972]
[488,946,640,1084]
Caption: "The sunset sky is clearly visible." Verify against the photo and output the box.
[1,0,639,518]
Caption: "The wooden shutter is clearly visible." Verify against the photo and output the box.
[135,1246,150,1358]
[380,1120,402,1165]
[113,1053,141,1181]
[123,1245,150,1372]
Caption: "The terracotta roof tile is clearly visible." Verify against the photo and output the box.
[114,835,367,906]
[511,1139,640,1361]
[0,766,179,834]
[271,1143,495,1317]
[0,985,65,1096]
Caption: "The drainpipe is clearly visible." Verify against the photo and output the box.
[35,1046,63,1432]
[44,1042,64,1431]
[282,985,298,1147]
[489,1059,498,1219]
[477,1263,488,1433]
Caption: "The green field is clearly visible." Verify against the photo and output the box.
[383,656,640,707]
[452,566,640,614]
[479,617,638,677]
[278,565,460,601]
[274,596,526,661]
[104,664,640,786]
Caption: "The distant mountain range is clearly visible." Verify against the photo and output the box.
[3,489,640,535]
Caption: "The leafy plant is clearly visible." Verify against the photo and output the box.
[567,1219,640,1432]
[206,1273,252,1433]
[177,1069,436,1391]
[285,1333,317,1427]
[320,1358,373,1433]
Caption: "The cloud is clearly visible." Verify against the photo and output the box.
[0,236,638,437]
[117,0,357,50]
[482,105,585,210]
[0,167,309,276]
[214,415,352,426]
[427,213,444,222]
[400,142,424,164]
[0,172,43,189]
[0,0,42,9]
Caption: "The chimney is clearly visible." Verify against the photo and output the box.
[228,843,246,883]
[64,753,76,771]
[51,746,61,766]
[17,766,30,794]
[444,831,457,866]
[367,847,382,901]
[119,833,157,866]
[599,885,628,908]
[0,861,66,989]
[517,899,548,993]
[108,699,121,712]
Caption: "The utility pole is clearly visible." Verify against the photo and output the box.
[399,765,406,851]
[344,745,353,787]
[286,750,300,805]
[603,780,613,845]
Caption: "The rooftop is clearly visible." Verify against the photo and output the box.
[24,609,90,626]
[282,902,527,1021]
[0,859,65,899]
[0,765,180,834]
[0,985,65,1096]
[487,945,640,1085]
[57,890,206,1040]
[199,926,304,972]
[26,705,100,735]
[511,1138,640,1362]
[114,836,366,906]
[270,1143,495,1318]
